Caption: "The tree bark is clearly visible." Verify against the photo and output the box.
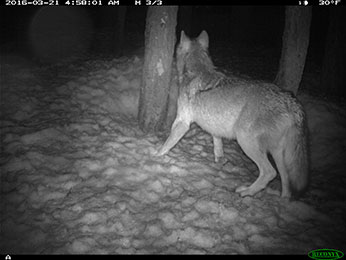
[138,6,178,132]
[274,6,312,96]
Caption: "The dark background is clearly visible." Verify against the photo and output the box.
[0,6,345,99]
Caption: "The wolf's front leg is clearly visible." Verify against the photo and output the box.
[156,120,190,156]
[212,136,224,163]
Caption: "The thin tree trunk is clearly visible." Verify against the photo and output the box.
[274,6,312,96]
[138,6,178,132]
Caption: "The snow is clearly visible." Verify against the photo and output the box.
[1,53,346,254]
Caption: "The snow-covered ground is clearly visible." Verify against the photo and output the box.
[1,53,346,254]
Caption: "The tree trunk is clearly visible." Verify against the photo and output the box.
[274,6,312,96]
[321,8,345,97]
[138,6,178,133]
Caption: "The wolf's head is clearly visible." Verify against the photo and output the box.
[176,30,215,84]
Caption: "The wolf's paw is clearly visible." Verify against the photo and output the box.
[153,147,166,157]
[215,156,228,165]
[235,185,255,197]
[153,150,162,157]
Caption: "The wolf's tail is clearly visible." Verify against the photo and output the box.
[284,120,309,198]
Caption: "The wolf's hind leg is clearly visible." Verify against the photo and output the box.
[271,147,291,198]
[156,120,190,156]
[213,136,224,163]
[236,134,277,197]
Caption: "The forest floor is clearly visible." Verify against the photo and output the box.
[1,43,346,254]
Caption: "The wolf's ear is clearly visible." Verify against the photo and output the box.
[197,30,209,49]
[180,31,186,40]
[180,31,190,43]
[179,30,191,51]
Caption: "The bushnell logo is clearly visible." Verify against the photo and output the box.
[308,249,344,260]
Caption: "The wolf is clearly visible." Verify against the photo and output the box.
[156,30,309,199]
